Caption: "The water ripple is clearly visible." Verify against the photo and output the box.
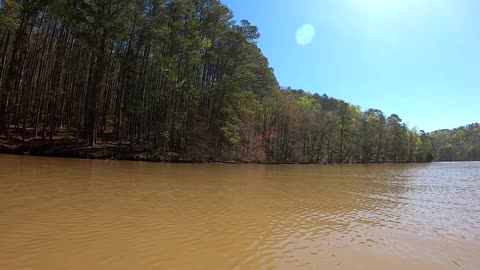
[1,156,480,269]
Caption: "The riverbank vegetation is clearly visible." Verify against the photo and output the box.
[431,123,480,161]
[0,0,476,163]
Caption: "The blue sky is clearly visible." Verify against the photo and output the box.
[222,0,479,131]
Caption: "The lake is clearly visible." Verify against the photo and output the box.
[0,155,479,269]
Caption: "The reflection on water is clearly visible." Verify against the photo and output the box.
[0,155,479,269]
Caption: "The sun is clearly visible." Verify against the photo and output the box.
[351,0,410,12]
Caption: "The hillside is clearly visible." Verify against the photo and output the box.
[0,1,475,163]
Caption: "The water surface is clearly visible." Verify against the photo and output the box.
[1,155,479,269]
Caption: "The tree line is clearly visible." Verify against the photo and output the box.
[0,0,455,163]
[430,123,480,161]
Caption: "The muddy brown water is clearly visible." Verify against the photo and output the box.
[1,155,479,269]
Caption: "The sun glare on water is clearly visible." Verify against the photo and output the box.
[296,24,315,46]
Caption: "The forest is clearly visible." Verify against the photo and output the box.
[431,123,480,161]
[0,0,477,163]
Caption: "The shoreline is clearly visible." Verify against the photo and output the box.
[0,137,438,165]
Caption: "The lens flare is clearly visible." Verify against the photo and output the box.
[296,24,315,46]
